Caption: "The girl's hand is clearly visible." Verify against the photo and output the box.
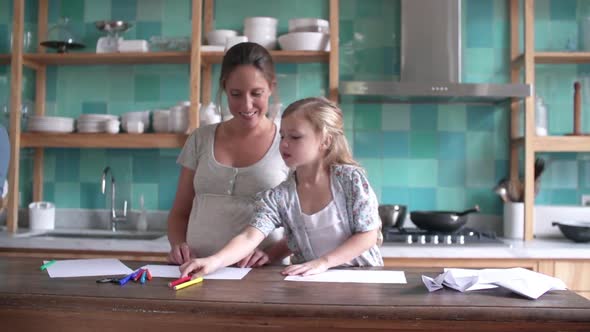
[237,248,270,268]
[179,256,223,278]
[281,258,329,276]
[167,242,193,265]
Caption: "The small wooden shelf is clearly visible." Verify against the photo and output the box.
[532,135,590,152]
[24,52,191,65]
[535,52,590,64]
[0,54,10,65]
[201,50,330,65]
[21,133,189,148]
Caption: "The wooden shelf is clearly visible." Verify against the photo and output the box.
[201,50,330,65]
[0,54,10,65]
[535,52,590,64]
[21,133,189,148]
[24,52,190,65]
[21,50,329,66]
[532,135,590,152]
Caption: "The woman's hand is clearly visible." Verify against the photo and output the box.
[167,242,193,265]
[281,257,329,276]
[236,248,270,268]
[180,256,223,278]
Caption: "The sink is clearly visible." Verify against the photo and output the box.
[26,230,166,241]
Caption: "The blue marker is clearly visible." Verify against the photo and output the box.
[118,273,133,286]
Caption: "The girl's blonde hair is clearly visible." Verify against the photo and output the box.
[282,97,358,167]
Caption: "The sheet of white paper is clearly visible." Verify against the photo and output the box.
[284,270,407,284]
[141,265,252,280]
[43,258,133,278]
[422,275,443,292]
[422,267,567,300]
[141,264,181,278]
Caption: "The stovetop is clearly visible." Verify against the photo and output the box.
[383,227,506,246]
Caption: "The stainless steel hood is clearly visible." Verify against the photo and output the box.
[340,0,532,104]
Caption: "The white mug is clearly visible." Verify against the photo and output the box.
[126,120,144,134]
[225,36,248,52]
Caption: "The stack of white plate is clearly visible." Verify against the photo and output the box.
[27,115,75,133]
[77,114,118,133]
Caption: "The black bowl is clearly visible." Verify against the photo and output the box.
[552,221,590,243]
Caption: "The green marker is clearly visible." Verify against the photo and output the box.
[40,259,56,271]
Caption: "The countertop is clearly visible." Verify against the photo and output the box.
[1,229,590,259]
[1,257,589,332]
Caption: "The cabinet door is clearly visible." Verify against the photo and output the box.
[554,261,590,291]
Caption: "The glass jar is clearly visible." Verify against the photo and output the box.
[535,96,548,136]
[40,17,85,53]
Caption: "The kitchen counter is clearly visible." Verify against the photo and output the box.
[1,230,590,259]
[0,257,588,332]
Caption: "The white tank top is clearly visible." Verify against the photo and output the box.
[301,200,351,261]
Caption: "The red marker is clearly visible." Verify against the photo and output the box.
[133,269,145,282]
[146,269,152,281]
[168,276,191,288]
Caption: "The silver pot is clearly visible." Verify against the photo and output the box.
[378,205,407,230]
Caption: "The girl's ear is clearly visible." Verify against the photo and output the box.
[321,134,332,151]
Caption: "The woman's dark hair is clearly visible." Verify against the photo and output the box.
[215,42,278,113]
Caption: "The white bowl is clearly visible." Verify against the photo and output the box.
[244,17,278,28]
[206,29,238,46]
[288,18,329,33]
[278,32,329,51]
[244,33,276,49]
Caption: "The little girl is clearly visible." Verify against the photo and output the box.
[180,97,383,277]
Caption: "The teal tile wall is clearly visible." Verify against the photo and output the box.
[2,0,590,213]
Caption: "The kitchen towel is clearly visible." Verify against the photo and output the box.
[422,267,567,300]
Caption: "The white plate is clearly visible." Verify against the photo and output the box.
[201,45,225,52]
[78,114,118,121]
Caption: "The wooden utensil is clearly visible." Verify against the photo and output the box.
[574,81,582,135]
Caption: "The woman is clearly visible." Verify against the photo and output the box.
[167,42,290,267]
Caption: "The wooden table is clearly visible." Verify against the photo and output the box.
[0,257,589,331]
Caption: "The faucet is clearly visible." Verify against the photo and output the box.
[101,166,127,232]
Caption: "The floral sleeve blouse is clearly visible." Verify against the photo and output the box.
[250,164,383,266]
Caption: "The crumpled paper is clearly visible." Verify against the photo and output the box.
[422,267,567,300]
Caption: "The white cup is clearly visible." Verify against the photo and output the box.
[503,202,524,239]
[225,36,248,52]
[126,120,144,134]
[29,201,55,230]
[105,119,120,134]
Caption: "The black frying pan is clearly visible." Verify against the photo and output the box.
[410,206,480,232]
[552,221,590,243]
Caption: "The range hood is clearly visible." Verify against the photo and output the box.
[340,0,532,104]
